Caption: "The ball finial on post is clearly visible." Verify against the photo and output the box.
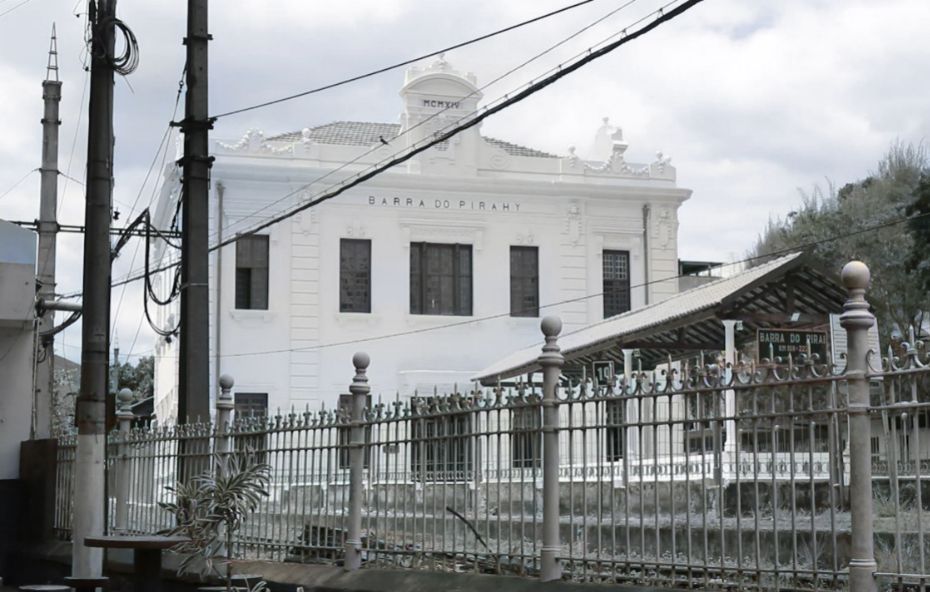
[116,388,132,417]
[352,352,371,371]
[841,260,870,291]
[218,374,235,391]
[350,352,371,397]
[541,316,562,338]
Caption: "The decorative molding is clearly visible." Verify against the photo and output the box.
[653,206,676,249]
[229,309,276,323]
[215,129,298,155]
[344,223,368,239]
[566,202,583,246]
[515,229,536,245]
[294,211,314,236]
[400,220,486,250]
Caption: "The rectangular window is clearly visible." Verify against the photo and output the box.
[235,235,269,310]
[603,250,631,318]
[606,399,625,461]
[411,401,473,481]
[410,243,472,316]
[234,392,268,461]
[871,436,881,459]
[340,239,371,313]
[685,392,717,453]
[511,403,541,468]
[510,246,539,317]
[337,394,372,469]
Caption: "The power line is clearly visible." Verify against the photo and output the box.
[0,168,38,200]
[215,0,703,249]
[149,209,930,360]
[210,0,596,120]
[215,0,643,242]
[112,65,186,350]
[58,69,90,217]
[74,0,676,296]
[7,220,181,238]
[0,0,35,18]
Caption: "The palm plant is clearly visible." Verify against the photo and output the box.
[159,451,271,590]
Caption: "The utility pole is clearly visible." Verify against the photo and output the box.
[73,0,117,578]
[177,0,211,425]
[35,25,62,440]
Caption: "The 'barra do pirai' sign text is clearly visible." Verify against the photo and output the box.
[369,195,521,212]
[757,329,828,361]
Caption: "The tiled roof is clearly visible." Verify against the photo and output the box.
[267,121,559,159]
[484,137,558,159]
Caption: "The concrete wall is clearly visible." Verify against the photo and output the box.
[0,220,37,479]
[151,62,692,420]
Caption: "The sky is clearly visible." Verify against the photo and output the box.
[1,0,929,364]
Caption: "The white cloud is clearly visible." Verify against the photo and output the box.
[2,0,929,360]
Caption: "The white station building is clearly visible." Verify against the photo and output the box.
[152,57,692,423]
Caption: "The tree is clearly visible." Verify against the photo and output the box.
[752,142,929,345]
[116,355,154,400]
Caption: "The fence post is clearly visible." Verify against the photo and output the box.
[539,317,564,582]
[345,352,370,571]
[840,260,877,592]
[215,375,235,456]
[113,388,134,533]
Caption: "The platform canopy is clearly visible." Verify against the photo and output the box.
[473,252,848,384]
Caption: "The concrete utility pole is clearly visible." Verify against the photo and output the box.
[73,0,117,577]
[34,25,62,440]
[177,0,212,424]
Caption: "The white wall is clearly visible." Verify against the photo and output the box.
[0,221,37,479]
[152,62,692,421]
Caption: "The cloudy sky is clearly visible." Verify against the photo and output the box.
[1,0,928,363]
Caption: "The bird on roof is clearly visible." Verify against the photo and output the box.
[379,135,389,146]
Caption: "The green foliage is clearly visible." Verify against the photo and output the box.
[158,452,271,581]
[906,173,930,292]
[752,142,930,344]
[117,355,154,400]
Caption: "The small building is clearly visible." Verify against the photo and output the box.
[0,219,37,480]
[151,57,692,423]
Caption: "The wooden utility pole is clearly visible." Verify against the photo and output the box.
[35,25,62,440]
[73,0,117,577]
[178,0,211,424]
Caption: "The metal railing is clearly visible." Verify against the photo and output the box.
[51,262,930,590]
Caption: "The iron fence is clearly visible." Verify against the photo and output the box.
[50,262,930,590]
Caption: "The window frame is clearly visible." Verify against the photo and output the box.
[602,249,631,319]
[233,392,269,462]
[410,242,473,316]
[511,401,541,468]
[605,399,625,462]
[339,238,372,313]
[410,399,474,482]
[509,246,539,318]
[235,235,270,311]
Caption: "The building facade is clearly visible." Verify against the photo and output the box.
[152,58,691,423]
[0,220,37,479]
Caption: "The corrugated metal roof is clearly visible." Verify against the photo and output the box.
[473,252,816,382]
[267,121,560,159]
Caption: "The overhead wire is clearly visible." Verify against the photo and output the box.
[63,0,706,298]
[0,0,34,18]
[0,168,39,200]
[179,207,930,359]
[98,0,651,287]
[210,0,597,120]
[215,0,702,248]
[111,65,186,349]
[214,0,644,241]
